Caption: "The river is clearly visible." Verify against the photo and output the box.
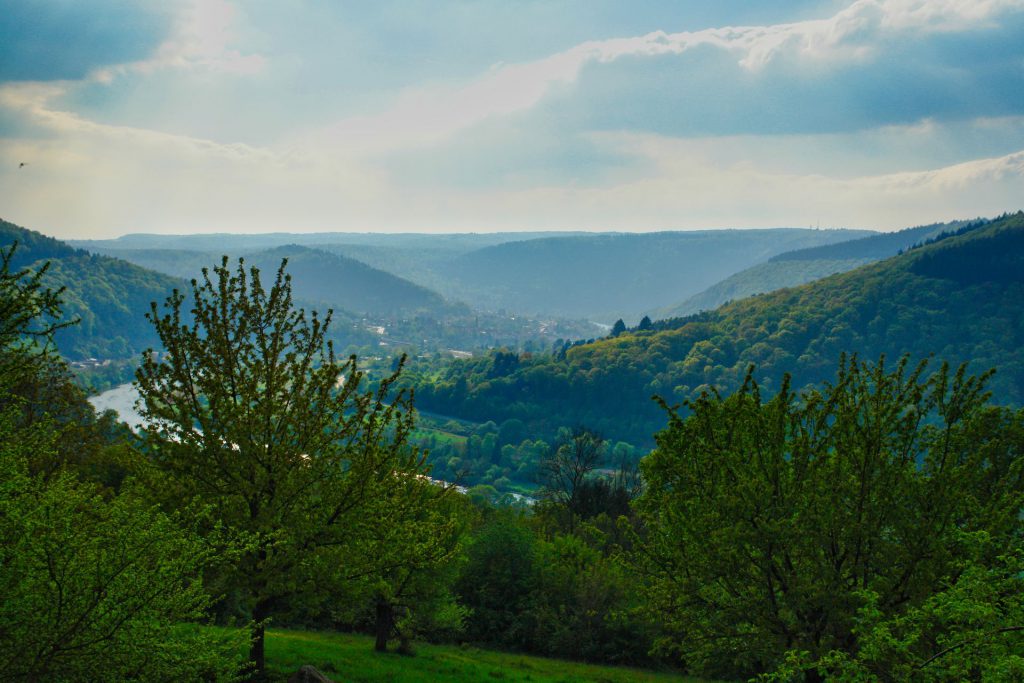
[89,382,146,431]
[87,382,531,502]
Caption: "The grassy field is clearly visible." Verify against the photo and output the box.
[260,629,706,682]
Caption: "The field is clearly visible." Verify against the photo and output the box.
[259,629,706,682]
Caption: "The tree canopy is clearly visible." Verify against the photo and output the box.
[0,242,244,680]
[632,355,1024,680]
[135,256,433,678]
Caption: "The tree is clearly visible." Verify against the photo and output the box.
[0,243,68,344]
[456,514,539,648]
[0,242,242,680]
[632,355,1024,680]
[610,319,626,337]
[537,426,606,532]
[359,484,469,654]
[0,411,245,681]
[0,241,74,388]
[636,315,652,331]
[135,257,423,679]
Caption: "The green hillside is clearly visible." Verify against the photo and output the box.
[653,220,968,318]
[249,628,702,683]
[0,218,182,359]
[653,257,872,318]
[412,213,1024,445]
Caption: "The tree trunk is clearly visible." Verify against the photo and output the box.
[248,598,272,680]
[375,597,393,653]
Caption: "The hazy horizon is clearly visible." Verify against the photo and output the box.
[3,1,1024,238]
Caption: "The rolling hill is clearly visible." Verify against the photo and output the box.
[77,228,875,323]
[243,245,460,316]
[653,220,972,318]
[0,218,182,359]
[443,228,874,321]
[411,213,1024,445]
[84,244,461,318]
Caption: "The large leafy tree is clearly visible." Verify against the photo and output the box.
[0,242,243,681]
[136,257,423,678]
[632,355,1024,680]
[0,412,244,682]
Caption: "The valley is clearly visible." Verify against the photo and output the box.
[7,3,1024,680]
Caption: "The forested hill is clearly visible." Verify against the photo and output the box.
[653,219,970,319]
[444,228,873,320]
[768,219,974,262]
[0,218,182,359]
[245,245,460,316]
[88,244,459,317]
[412,212,1024,445]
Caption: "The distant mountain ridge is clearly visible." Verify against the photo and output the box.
[653,220,972,318]
[444,228,874,320]
[83,244,460,318]
[70,231,585,253]
[76,227,874,322]
[768,220,977,262]
[243,245,459,316]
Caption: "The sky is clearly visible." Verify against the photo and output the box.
[2,0,1024,238]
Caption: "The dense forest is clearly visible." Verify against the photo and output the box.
[0,218,182,359]
[409,213,1024,446]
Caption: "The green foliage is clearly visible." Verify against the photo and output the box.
[0,237,70,373]
[0,240,138,485]
[768,220,970,263]
[455,506,654,665]
[0,218,181,360]
[0,414,246,681]
[632,355,1024,680]
[135,256,433,676]
[528,532,653,664]
[457,514,540,648]
[354,482,470,653]
[0,239,245,680]
[414,214,1024,446]
[654,258,872,319]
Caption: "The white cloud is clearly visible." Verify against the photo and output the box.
[3,1,1023,237]
[454,136,1024,231]
[93,0,265,83]
[302,0,1024,153]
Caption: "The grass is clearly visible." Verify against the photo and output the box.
[255,628,707,683]
[410,426,468,448]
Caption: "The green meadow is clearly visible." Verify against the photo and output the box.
[258,629,704,683]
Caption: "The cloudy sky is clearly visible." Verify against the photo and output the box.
[2,0,1024,238]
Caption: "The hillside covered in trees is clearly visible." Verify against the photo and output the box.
[653,220,970,318]
[3,227,1022,682]
[86,244,460,317]
[411,213,1024,445]
[0,218,182,359]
